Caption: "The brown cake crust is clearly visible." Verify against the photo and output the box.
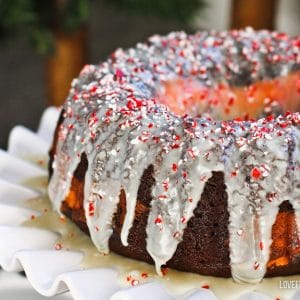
[52,111,300,278]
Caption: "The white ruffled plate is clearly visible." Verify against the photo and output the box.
[0,107,299,300]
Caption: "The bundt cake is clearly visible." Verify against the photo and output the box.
[48,28,300,284]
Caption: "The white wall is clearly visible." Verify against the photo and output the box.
[193,0,300,35]
[276,0,300,35]
[193,0,232,30]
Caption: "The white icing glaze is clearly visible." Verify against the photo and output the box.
[147,121,224,273]
[120,138,157,246]
[48,29,300,283]
[225,120,292,283]
[84,123,130,253]
[291,126,300,250]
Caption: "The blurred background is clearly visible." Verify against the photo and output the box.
[0,0,300,148]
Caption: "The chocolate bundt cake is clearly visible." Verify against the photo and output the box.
[48,29,300,284]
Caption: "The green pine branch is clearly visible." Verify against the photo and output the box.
[0,0,206,55]
[104,0,206,23]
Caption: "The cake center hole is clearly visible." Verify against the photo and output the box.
[158,72,300,121]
